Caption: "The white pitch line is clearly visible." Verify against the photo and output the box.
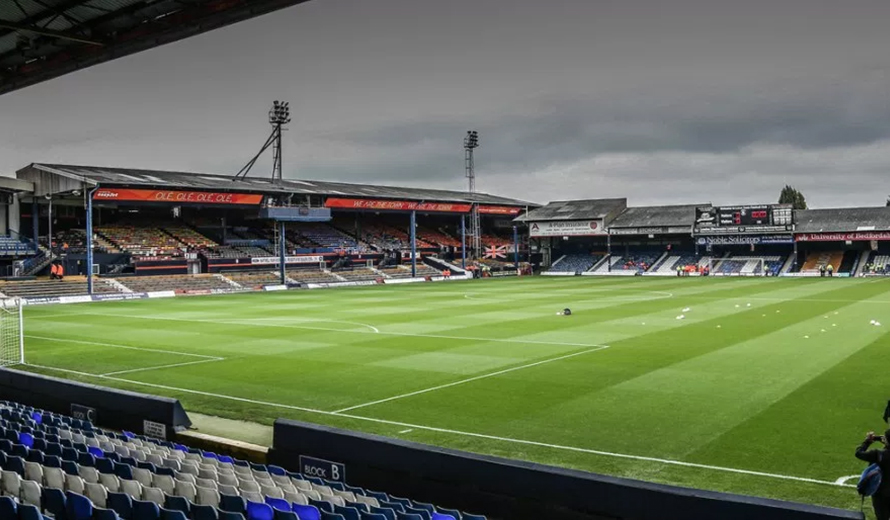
[399,429,413,434]
[834,475,859,485]
[239,317,379,334]
[334,346,610,413]
[100,358,225,376]
[21,363,855,489]
[25,335,222,360]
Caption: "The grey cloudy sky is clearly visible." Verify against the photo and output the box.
[2,0,890,207]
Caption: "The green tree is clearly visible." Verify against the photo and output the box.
[778,185,808,210]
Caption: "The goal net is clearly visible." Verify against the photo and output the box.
[0,298,23,366]
[708,257,766,276]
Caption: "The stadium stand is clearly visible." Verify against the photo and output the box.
[334,268,381,282]
[0,399,485,520]
[116,275,235,294]
[594,251,662,273]
[0,236,35,256]
[800,251,844,273]
[223,271,285,289]
[0,279,120,298]
[97,225,185,259]
[712,255,785,276]
[163,227,217,249]
[548,254,602,273]
[651,253,699,274]
[286,270,342,284]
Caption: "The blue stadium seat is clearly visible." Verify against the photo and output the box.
[292,504,321,520]
[113,462,133,480]
[364,491,388,503]
[192,504,219,520]
[0,496,17,519]
[386,498,410,508]
[309,499,333,513]
[6,455,25,475]
[246,501,274,520]
[78,452,95,467]
[410,503,433,514]
[26,449,44,465]
[402,508,430,520]
[431,513,454,520]
[218,512,246,520]
[12,443,29,458]
[96,458,114,474]
[88,447,105,459]
[435,508,461,520]
[395,514,423,520]
[61,447,78,462]
[370,507,396,520]
[62,460,79,476]
[219,494,245,514]
[42,487,67,518]
[320,513,345,520]
[66,491,94,520]
[132,500,161,520]
[333,505,360,520]
[107,492,133,519]
[94,507,123,520]
[16,502,43,520]
[164,495,190,514]
[360,513,387,520]
[378,502,404,514]
[160,507,188,520]
[264,497,290,512]
[461,515,485,520]
[346,502,369,513]
[275,510,298,520]
[18,432,34,448]
[267,465,286,476]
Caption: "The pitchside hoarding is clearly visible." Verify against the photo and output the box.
[797,232,890,242]
[529,220,605,237]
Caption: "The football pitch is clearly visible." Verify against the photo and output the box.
[18,276,890,511]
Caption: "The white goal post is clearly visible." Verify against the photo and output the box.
[0,298,23,366]
[708,257,767,277]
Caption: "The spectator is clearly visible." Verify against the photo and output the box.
[856,430,890,520]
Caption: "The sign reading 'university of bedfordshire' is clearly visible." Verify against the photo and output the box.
[529,220,605,237]
[299,455,345,482]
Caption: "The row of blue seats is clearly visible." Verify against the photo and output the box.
[2,403,483,520]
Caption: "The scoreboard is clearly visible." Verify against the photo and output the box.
[714,205,792,227]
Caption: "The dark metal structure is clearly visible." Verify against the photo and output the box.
[0,0,313,96]
[463,130,480,259]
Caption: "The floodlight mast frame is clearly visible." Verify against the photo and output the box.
[233,100,291,182]
[464,130,481,260]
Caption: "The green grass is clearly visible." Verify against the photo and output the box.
[18,276,890,512]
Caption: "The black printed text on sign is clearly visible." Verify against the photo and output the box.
[299,455,345,482]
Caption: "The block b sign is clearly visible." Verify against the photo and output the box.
[299,455,345,482]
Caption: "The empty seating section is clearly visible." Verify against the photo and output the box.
[165,228,217,249]
[713,256,784,275]
[595,251,661,273]
[295,223,366,252]
[653,254,699,274]
[0,400,484,520]
[334,269,380,282]
[548,254,601,273]
[286,270,342,284]
[361,224,432,250]
[116,275,235,293]
[801,251,844,273]
[223,271,284,288]
[864,253,890,274]
[52,230,88,254]
[0,279,120,298]
[417,228,460,247]
[377,266,440,278]
[97,226,185,259]
[481,234,510,247]
[0,236,34,256]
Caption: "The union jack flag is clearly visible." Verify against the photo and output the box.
[484,245,507,259]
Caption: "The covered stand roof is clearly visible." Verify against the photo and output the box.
[17,163,534,206]
[515,198,627,222]
[794,207,890,233]
[0,0,312,96]
[608,204,704,229]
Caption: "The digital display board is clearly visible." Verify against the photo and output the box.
[717,206,772,226]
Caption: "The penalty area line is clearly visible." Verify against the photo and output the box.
[25,335,223,360]
[21,363,852,489]
[333,345,610,413]
[100,357,226,376]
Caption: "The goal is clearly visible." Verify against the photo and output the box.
[708,257,766,277]
[0,298,23,366]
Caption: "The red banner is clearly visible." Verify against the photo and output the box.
[325,197,472,213]
[93,188,263,205]
[478,205,523,215]
[796,232,890,242]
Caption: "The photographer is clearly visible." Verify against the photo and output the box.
[856,429,890,519]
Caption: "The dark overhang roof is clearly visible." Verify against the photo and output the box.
[515,198,627,222]
[794,207,890,233]
[609,204,705,229]
[19,163,535,206]
[0,0,312,96]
